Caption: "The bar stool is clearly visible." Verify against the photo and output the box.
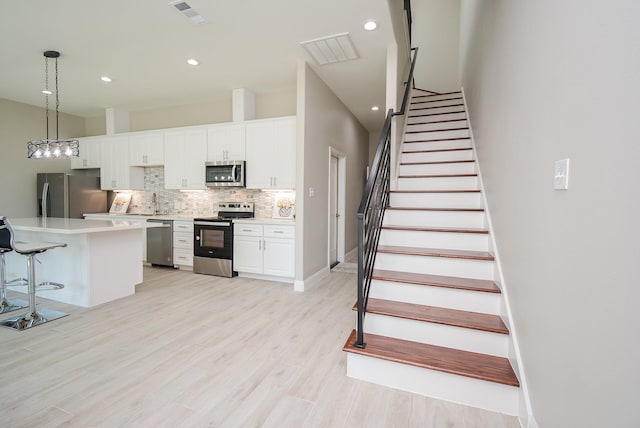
[0,217,69,330]
[0,246,28,313]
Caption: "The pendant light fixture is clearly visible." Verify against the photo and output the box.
[27,50,79,159]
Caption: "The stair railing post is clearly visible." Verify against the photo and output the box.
[356,211,365,348]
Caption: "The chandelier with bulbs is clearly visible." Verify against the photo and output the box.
[27,50,79,159]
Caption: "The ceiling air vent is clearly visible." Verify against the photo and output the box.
[300,32,359,66]
[168,0,208,25]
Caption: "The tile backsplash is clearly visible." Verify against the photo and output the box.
[123,167,293,219]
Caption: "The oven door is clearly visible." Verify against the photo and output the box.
[194,221,233,259]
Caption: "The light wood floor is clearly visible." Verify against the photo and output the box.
[0,267,520,427]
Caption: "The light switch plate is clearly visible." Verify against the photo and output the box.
[554,158,570,190]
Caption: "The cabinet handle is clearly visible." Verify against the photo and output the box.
[263,239,266,251]
[83,159,88,167]
[259,240,262,250]
[143,155,148,164]
[273,176,276,187]
[273,230,284,234]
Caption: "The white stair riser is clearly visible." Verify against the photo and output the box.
[375,252,494,280]
[409,105,466,116]
[411,98,464,109]
[383,209,485,229]
[407,120,468,132]
[401,150,473,163]
[405,129,469,141]
[370,279,501,314]
[403,139,471,151]
[389,192,483,209]
[346,354,519,415]
[407,112,466,124]
[379,229,488,251]
[363,313,509,357]
[411,93,461,102]
[399,161,476,176]
[397,176,479,190]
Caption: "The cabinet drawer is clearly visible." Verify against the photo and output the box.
[264,225,295,239]
[173,232,193,249]
[173,221,194,233]
[174,248,193,266]
[234,224,263,237]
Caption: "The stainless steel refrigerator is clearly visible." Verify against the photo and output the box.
[37,173,107,218]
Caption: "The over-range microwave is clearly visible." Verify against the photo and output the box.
[205,161,246,187]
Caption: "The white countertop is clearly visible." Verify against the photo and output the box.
[84,213,295,225]
[10,217,152,234]
[234,218,295,225]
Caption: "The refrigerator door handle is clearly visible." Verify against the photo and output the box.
[42,182,49,218]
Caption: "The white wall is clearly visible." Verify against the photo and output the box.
[412,0,461,92]
[84,89,297,135]
[459,1,640,427]
[297,63,369,280]
[0,98,85,217]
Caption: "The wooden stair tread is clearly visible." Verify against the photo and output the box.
[382,225,488,234]
[406,127,468,134]
[407,118,467,126]
[386,206,484,212]
[378,245,494,261]
[410,96,463,104]
[412,90,462,98]
[402,147,472,154]
[409,110,466,118]
[398,173,478,178]
[343,330,519,387]
[403,136,473,143]
[390,189,480,193]
[372,269,500,293]
[357,298,508,334]
[410,103,465,111]
[400,159,475,166]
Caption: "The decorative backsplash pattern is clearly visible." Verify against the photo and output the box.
[125,167,293,218]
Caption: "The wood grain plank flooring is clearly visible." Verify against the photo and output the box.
[343,330,520,387]
[359,298,509,334]
[0,267,518,427]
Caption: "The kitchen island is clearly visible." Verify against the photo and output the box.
[5,217,151,308]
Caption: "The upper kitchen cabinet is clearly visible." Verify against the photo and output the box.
[245,117,296,189]
[129,132,164,166]
[164,128,207,190]
[206,123,246,161]
[70,136,101,169]
[100,136,144,190]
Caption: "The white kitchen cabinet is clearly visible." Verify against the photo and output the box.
[71,136,102,169]
[173,220,194,268]
[206,123,246,161]
[234,222,295,280]
[129,132,164,166]
[164,128,207,190]
[245,117,296,189]
[263,225,295,277]
[100,136,144,190]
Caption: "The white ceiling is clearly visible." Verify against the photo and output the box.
[0,0,395,134]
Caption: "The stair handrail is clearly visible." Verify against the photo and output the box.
[356,46,418,348]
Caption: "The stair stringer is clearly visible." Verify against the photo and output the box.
[461,86,533,427]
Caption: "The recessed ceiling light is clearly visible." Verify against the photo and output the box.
[187,58,199,66]
[363,20,377,31]
[100,76,112,82]
[371,105,380,111]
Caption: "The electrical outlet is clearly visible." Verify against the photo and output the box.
[309,187,315,197]
[554,158,570,190]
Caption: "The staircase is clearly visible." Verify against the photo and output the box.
[343,89,520,415]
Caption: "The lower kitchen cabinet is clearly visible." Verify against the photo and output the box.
[173,220,194,268]
[233,222,295,281]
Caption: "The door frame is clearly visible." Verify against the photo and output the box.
[328,147,346,267]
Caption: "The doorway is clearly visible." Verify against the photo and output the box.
[329,148,346,269]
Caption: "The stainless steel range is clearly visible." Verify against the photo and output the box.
[193,202,254,277]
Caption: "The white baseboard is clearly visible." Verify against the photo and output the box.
[294,266,330,292]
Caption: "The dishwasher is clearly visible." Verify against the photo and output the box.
[146,219,174,267]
